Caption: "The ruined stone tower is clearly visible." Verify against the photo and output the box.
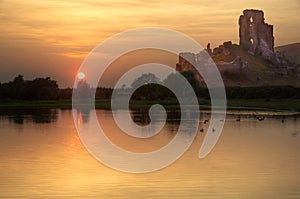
[239,9,274,60]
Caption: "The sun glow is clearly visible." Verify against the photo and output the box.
[77,72,85,80]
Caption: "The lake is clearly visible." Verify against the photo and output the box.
[0,108,300,198]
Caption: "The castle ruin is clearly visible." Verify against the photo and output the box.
[239,9,274,59]
[176,52,204,84]
[175,9,299,85]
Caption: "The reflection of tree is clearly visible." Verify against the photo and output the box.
[31,109,58,123]
[131,108,181,125]
[131,109,151,125]
[0,109,58,124]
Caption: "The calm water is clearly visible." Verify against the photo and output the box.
[0,109,300,198]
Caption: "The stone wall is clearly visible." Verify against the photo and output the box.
[176,52,204,84]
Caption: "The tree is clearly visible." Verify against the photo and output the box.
[23,77,59,100]
[130,73,174,101]
[164,71,201,97]
[131,73,161,89]
[13,75,25,99]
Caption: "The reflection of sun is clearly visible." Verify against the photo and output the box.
[77,72,85,80]
[77,112,82,125]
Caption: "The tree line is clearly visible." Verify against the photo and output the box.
[0,75,112,101]
[0,74,299,101]
[130,72,300,100]
[0,75,59,100]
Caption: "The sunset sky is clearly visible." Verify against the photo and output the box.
[0,0,299,87]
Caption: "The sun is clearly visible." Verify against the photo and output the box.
[77,72,85,80]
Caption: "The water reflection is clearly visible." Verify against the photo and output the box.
[130,108,204,125]
[76,107,193,125]
[76,107,91,124]
[0,108,58,124]
[0,109,300,198]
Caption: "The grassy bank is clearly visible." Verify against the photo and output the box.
[0,98,300,111]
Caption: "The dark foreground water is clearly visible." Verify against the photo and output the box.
[0,109,300,198]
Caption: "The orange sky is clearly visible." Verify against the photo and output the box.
[0,0,299,87]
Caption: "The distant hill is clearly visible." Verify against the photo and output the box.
[275,43,300,65]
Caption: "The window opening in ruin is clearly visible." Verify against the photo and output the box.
[250,38,254,45]
[250,17,253,23]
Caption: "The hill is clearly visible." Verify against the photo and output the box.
[275,43,300,65]
[177,9,300,88]
[215,43,300,87]
[176,42,300,87]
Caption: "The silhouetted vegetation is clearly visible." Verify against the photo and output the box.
[96,87,113,99]
[0,75,113,101]
[0,74,299,110]
[128,73,299,111]
[131,84,175,101]
[0,75,59,100]
[130,71,203,100]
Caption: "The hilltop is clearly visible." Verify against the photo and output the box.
[177,41,300,87]
[212,42,300,87]
[176,9,300,87]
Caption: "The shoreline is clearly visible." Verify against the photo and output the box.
[0,99,299,113]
